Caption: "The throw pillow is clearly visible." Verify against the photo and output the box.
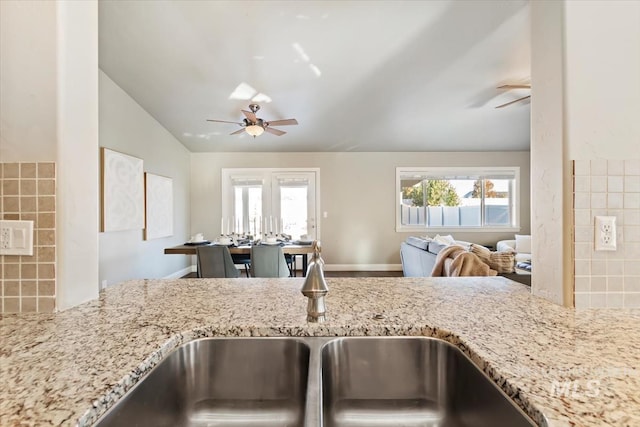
[489,251,516,273]
[433,234,456,246]
[469,243,491,264]
[469,243,515,273]
[515,235,532,253]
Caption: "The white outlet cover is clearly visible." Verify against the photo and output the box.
[0,220,34,256]
[594,215,617,251]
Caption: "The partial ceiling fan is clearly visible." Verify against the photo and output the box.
[495,84,531,109]
[207,104,298,137]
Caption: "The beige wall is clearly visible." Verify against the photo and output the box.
[564,1,640,160]
[0,1,60,313]
[0,0,57,162]
[530,1,640,307]
[565,1,640,308]
[99,71,191,286]
[191,151,530,268]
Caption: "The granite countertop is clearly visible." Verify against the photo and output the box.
[1,277,640,427]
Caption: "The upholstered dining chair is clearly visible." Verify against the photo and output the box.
[196,245,240,278]
[250,245,291,278]
[231,254,251,277]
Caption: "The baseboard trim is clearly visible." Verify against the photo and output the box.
[164,265,196,279]
[323,264,402,272]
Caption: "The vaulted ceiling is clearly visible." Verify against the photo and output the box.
[98,0,531,152]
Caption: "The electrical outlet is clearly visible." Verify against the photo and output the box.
[594,216,617,251]
[1,227,11,249]
[0,220,34,255]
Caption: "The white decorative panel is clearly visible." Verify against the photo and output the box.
[101,148,144,232]
[144,173,173,240]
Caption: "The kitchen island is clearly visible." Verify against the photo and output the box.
[1,277,639,426]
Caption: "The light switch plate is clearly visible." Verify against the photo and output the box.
[594,216,616,251]
[0,220,34,256]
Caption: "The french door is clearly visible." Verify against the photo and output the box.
[222,168,319,240]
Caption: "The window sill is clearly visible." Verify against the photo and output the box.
[397,226,521,234]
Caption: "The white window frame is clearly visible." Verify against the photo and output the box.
[396,166,520,233]
[221,168,321,239]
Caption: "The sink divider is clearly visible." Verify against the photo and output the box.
[302,337,333,427]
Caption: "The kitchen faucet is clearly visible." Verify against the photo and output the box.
[300,241,328,322]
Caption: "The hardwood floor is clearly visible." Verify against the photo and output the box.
[182,270,403,278]
[323,270,403,278]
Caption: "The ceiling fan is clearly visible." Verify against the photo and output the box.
[207,104,298,137]
[495,84,531,109]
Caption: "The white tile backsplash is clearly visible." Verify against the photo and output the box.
[573,159,640,308]
[574,176,590,192]
[608,176,624,192]
[574,226,593,243]
[624,175,640,192]
[625,277,640,292]
[624,159,640,175]
[574,242,592,259]
[591,193,607,209]
[608,193,624,209]
[607,293,624,307]
[625,261,640,276]
[608,276,624,292]
[575,277,590,292]
[624,193,640,209]
[608,160,625,176]
[627,210,640,225]
[591,293,607,308]
[624,293,640,308]
[574,160,590,176]
[591,176,607,192]
[591,261,607,276]
[625,226,640,242]
[575,260,591,276]
[574,293,590,308]
[575,193,591,209]
[574,209,591,226]
[608,260,624,276]
[591,276,607,291]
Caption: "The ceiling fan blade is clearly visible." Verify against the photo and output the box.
[230,128,246,135]
[497,84,531,89]
[241,110,257,123]
[264,127,286,136]
[207,119,243,124]
[495,95,531,109]
[266,118,298,126]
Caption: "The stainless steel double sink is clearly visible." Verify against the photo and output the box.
[95,337,537,427]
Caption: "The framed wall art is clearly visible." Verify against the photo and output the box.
[100,147,145,232]
[144,172,173,240]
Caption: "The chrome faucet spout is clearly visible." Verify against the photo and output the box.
[301,241,328,323]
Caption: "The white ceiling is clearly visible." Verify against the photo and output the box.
[98,0,531,153]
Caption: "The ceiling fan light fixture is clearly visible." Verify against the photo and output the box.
[245,124,264,137]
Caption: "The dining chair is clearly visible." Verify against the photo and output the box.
[196,245,240,278]
[231,253,251,277]
[250,245,291,278]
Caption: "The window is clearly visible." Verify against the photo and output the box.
[396,167,520,232]
[222,168,319,240]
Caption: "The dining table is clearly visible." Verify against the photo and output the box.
[164,242,316,277]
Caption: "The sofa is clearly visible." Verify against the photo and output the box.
[497,237,532,275]
[400,236,531,285]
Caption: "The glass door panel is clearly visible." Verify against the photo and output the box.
[272,172,316,240]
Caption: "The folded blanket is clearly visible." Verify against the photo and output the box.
[431,245,498,277]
